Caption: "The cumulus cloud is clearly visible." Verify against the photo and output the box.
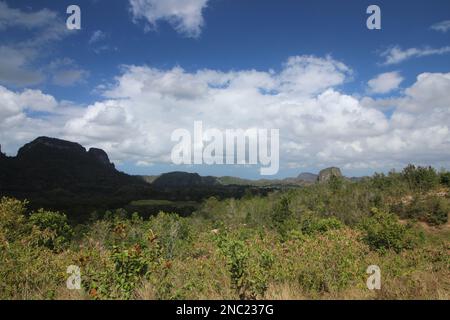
[59,57,450,170]
[129,0,209,38]
[396,73,450,113]
[381,45,450,65]
[0,85,59,148]
[2,56,450,172]
[0,85,57,118]
[367,72,403,94]
[431,20,450,33]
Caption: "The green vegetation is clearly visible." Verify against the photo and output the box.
[0,165,449,300]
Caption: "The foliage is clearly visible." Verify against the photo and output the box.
[401,164,440,192]
[216,231,274,299]
[0,197,29,244]
[359,208,422,253]
[440,171,450,187]
[29,209,74,251]
[295,229,368,293]
[299,212,344,235]
[394,196,449,226]
[0,164,449,300]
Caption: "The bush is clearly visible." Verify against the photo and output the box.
[149,212,192,259]
[110,244,149,299]
[423,196,449,226]
[402,164,439,192]
[359,208,421,253]
[440,172,450,187]
[216,232,273,300]
[29,209,73,251]
[299,212,343,235]
[0,197,28,244]
[272,195,296,240]
[394,196,449,226]
[295,229,368,293]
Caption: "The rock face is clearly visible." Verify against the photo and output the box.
[88,148,114,168]
[152,172,219,188]
[317,167,342,183]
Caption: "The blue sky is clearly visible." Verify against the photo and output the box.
[1,0,450,178]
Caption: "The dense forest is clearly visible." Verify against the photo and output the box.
[1,164,449,300]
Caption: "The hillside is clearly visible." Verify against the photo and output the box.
[0,137,151,217]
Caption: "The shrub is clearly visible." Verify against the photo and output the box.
[299,212,343,235]
[0,197,28,243]
[110,244,149,299]
[84,241,166,300]
[29,209,73,251]
[394,196,449,226]
[216,232,273,300]
[440,172,450,187]
[402,164,439,192]
[359,208,421,253]
[295,229,368,293]
[272,195,296,240]
[423,196,449,226]
[149,212,192,259]
[328,175,344,193]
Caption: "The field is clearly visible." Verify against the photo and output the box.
[0,165,449,300]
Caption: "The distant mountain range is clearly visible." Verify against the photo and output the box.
[0,137,355,219]
[139,168,344,188]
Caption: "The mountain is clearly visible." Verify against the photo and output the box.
[217,173,318,187]
[0,137,271,219]
[297,172,318,182]
[0,137,150,218]
[152,172,219,188]
[0,137,353,220]
[317,167,343,182]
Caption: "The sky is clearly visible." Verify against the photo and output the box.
[1,0,450,179]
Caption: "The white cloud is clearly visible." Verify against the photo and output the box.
[367,72,403,94]
[2,56,450,172]
[431,20,450,33]
[55,57,385,168]
[381,45,450,65]
[129,0,209,38]
[0,85,57,119]
[396,72,450,112]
